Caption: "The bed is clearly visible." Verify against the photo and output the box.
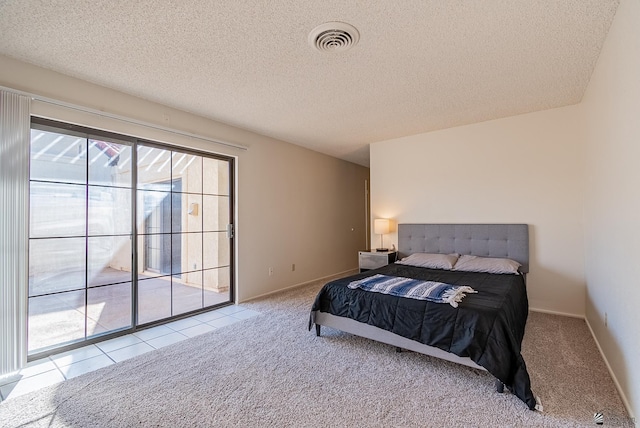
[309,223,537,410]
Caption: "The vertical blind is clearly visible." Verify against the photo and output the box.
[0,90,30,377]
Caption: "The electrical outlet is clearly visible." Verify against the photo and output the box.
[291,263,295,272]
[604,312,608,327]
[268,267,273,276]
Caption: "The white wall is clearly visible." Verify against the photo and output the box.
[0,55,370,303]
[581,0,640,420]
[370,105,586,317]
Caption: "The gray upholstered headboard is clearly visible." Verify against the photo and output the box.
[398,224,529,273]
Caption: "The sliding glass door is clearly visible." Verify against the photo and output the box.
[136,144,232,324]
[27,119,234,356]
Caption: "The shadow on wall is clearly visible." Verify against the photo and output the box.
[527,224,586,317]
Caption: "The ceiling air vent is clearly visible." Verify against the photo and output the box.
[308,22,360,53]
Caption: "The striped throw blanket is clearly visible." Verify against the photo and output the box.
[347,274,477,308]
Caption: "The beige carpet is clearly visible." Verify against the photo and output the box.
[0,279,633,427]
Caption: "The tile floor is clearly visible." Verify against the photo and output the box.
[0,304,260,402]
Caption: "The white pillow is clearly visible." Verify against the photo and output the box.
[453,255,521,274]
[396,253,459,270]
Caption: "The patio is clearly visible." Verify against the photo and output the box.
[28,268,230,353]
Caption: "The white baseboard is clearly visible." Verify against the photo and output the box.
[529,307,584,319]
[584,317,636,424]
[240,269,359,303]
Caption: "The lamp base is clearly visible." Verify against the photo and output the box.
[375,248,389,252]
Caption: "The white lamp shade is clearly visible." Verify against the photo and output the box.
[374,219,390,235]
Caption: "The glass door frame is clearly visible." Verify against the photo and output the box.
[28,117,235,361]
[134,139,235,327]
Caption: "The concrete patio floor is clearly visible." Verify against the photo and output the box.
[28,269,230,353]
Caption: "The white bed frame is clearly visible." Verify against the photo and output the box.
[311,223,530,389]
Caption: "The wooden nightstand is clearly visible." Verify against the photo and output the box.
[358,251,397,272]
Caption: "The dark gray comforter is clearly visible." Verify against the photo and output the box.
[309,263,536,410]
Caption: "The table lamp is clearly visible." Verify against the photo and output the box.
[374,218,390,252]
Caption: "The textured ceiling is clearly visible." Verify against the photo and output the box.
[0,1,619,166]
